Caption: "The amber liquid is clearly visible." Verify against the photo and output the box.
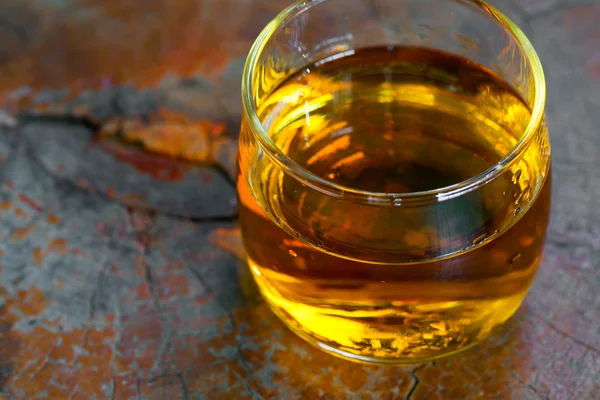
[238,47,550,363]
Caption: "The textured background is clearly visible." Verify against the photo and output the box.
[0,0,599,399]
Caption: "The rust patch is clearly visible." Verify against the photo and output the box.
[48,239,68,256]
[97,113,237,181]
[12,226,37,242]
[120,193,146,204]
[0,0,260,110]
[157,275,191,302]
[33,248,44,265]
[18,194,44,212]
[99,112,225,164]
[0,286,116,398]
[14,208,30,220]
[47,214,61,225]
[32,238,84,266]
[100,142,188,182]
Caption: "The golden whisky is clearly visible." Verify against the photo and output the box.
[238,46,550,363]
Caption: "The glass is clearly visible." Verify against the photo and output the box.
[238,0,550,364]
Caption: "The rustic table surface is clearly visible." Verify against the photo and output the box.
[0,0,598,399]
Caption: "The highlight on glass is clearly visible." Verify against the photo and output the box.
[238,0,550,364]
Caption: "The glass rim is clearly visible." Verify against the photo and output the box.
[241,0,546,204]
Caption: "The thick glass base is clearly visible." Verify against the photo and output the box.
[252,264,528,365]
[271,305,484,365]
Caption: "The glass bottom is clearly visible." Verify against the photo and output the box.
[251,261,529,365]
[270,303,485,365]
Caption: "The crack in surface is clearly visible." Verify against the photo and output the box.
[135,376,142,400]
[19,113,101,132]
[72,327,92,367]
[66,383,79,400]
[541,318,600,355]
[143,257,162,315]
[109,294,124,379]
[406,364,428,400]
[25,359,48,387]
[0,16,30,43]
[153,329,174,373]
[505,369,549,400]
[185,265,263,399]
[177,374,189,400]
[109,377,116,400]
[88,262,111,320]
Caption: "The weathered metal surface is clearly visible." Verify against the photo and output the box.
[0,0,598,399]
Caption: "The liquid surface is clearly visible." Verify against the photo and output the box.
[238,46,550,363]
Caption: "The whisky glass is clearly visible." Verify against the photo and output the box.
[238,0,550,364]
